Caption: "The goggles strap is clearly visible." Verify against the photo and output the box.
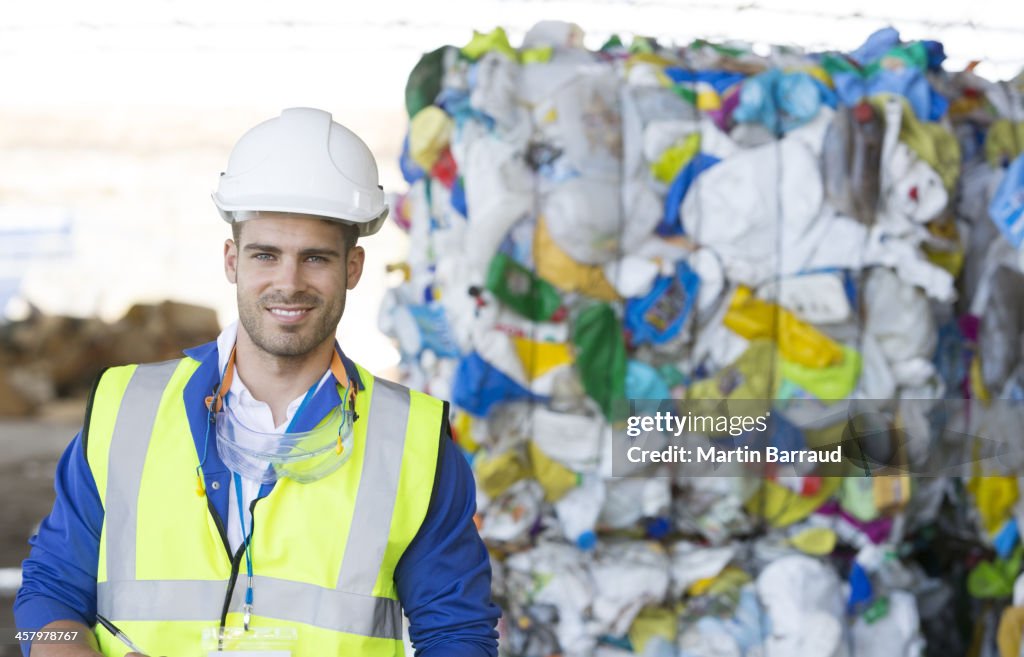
[207,346,354,414]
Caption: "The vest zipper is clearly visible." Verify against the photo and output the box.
[217,495,263,628]
[206,493,232,558]
[213,495,245,627]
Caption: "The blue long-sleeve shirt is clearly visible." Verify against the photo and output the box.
[15,341,499,657]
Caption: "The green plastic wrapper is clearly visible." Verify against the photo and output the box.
[405,46,452,118]
[486,252,563,322]
[572,303,626,420]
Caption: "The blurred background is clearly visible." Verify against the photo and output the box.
[3,1,1024,656]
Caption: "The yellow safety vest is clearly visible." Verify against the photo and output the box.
[84,357,444,657]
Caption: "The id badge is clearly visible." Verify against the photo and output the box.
[202,626,298,657]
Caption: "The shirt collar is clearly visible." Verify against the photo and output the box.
[181,337,364,478]
[183,336,364,391]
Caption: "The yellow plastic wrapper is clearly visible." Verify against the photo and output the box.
[967,476,1019,535]
[803,65,833,88]
[744,478,842,528]
[453,411,481,454]
[986,120,1024,168]
[520,46,553,64]
[651,132,700,184]
[534,216,621,301]
[689,566,751,598]
[724,286,844,369]
[511,337,574,381]
[474,451,529,499]
[789,527,838,555]
[687,340,776,404]
[695,83,722,111]
[997,606,1024,657]
[527,441,578,503]
[408,106,453,170]
[922,217,965,278]
[869,94,961,191]
[950,96,984,118]
[628,606,678,653]
[970,355,991,403]
[780,344,862,400]
[873,474,912,515]
[840,477,881,522]
[461,27,518,61]
[625,53,678,77]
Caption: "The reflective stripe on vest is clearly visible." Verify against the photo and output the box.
[104,360,180,584]
[336,377,410,593]
[86,356,443,656]
[97,577,402,639]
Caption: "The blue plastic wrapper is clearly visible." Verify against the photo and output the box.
[989,153,1024,248]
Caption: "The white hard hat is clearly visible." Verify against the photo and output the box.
[213,107,389,237]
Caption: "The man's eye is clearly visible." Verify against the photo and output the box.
[253,253,274,261]
[306,256,327,263]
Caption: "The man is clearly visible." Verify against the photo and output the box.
[15,108,500,657]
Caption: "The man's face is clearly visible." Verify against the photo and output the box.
[224,214,364,358]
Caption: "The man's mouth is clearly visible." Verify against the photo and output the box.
[267,306,313,323]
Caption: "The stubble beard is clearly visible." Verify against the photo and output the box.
[237,292,345,359]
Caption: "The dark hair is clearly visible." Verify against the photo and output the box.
[231,218,359,253]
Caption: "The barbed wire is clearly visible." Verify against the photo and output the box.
[499,0,1024,35]
[0,4,1023,37]
[0,8,1021,72]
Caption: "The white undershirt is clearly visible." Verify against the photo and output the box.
[216,321,331,553]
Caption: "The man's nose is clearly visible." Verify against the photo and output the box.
[273,257,305,292]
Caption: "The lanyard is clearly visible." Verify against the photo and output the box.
[231,377,318,631]
[233,471,255,630]
[198,346,353,630]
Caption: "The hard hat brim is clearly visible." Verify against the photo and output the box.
[212,193,389,237]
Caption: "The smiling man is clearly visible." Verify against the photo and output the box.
[227,215,363,425]
[16,108,500,657]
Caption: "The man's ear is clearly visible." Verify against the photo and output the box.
[346,245,365,290]
[224,239,238,284]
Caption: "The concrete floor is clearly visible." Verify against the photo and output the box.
[0,401,85,657]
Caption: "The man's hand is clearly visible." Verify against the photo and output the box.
[28,620,101,657]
